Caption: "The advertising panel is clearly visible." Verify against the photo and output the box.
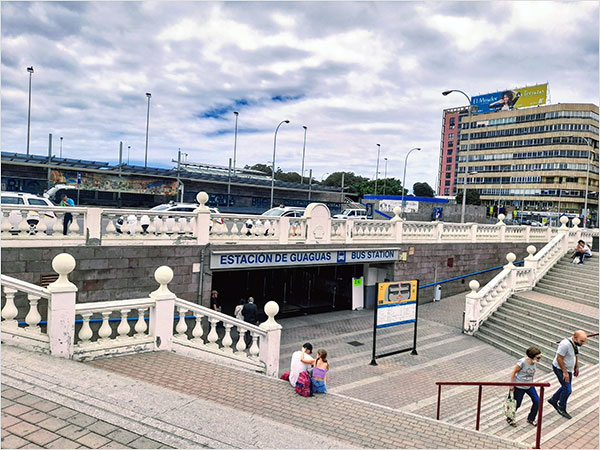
[470,83,547,115]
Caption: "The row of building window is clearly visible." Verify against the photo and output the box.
[477,188,586,197]
[456,162,595,173]
[461,137,598,151]
[459,110,599,129]
[457,176,593,186]
[462,124,598,140]
[459,149,592,162]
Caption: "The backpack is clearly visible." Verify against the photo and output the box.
[280,371,290,381]
[295,371,312,397]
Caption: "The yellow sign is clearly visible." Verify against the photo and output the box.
[377,280,418,305]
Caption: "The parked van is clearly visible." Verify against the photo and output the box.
[333,209,367,220]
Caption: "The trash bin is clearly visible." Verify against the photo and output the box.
[593,235,599,252]
[434,285,442,302]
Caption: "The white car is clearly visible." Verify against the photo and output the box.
[150,202,220,214]
[333,209,368,220]
[261,206,305,218]
[1,191,57,233]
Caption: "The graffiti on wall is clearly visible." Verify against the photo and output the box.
[50,170,178,195]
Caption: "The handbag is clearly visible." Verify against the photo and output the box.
[504,391,517,421]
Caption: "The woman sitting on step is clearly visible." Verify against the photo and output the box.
[507,347,542,427]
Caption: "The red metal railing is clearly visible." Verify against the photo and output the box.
[435,381,551,449]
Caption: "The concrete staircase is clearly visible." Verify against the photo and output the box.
[439,364,599,448]
[474,254,599,373]
[533,255,599,308]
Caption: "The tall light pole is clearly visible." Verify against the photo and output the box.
[374,144,381,194]
[26,66,34,156]
[401,147,421,219]
[443,89,472,223]
[270,119,290,208]
[383,157,388,195]
[144,92,151,168]
[301,126,307,184]
[60,136,63,158]
[233,111,239,175]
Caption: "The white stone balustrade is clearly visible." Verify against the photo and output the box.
[1,253,282,376]
[463,219,583,335]
[2,191,598,248]
[1,205,87,240]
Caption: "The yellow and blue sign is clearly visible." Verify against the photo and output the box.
[471,84,547,114]
[376,280,418,328]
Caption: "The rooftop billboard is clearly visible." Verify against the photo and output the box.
[471,83,547,114]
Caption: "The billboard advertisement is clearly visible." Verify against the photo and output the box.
[471,83,547,114]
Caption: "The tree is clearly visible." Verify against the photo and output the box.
[413,182,435,197]
[455,189,481,205]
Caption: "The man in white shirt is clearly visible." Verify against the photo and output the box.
[289,343,315,387]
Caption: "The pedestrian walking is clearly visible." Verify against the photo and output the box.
[311,349,330,394]
[507,347,542,427]
[242,296,258,325]
[210,290,219,312]
[548,330,588,419]
[60,194,75,235]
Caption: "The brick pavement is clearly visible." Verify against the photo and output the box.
[89,351,523,449]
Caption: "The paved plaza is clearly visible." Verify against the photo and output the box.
[2,291,597,449]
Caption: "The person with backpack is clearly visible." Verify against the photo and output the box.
[289,343,315,391]
[507,347,542,427]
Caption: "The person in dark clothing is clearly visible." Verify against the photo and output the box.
[210,290,219,312]
[242,296,258,325]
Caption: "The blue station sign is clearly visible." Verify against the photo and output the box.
[210,248,400,270]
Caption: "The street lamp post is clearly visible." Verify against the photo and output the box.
[301,126,307,184]
[26,66,34,156]
[383,157,388,195]
[270,119,290,208]
[144,92,151,168]
[127,146,131,165]
[443,89,472,223]
[233,111,239,175]
[374,144,381,194]
[401,148,421,219]
[60,136,63,158]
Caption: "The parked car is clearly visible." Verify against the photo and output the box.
[150,202,220,214]
[333,209,368,220]
[1,191,57,233]
[261,206,305,218]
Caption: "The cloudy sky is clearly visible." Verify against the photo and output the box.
[2,1,598,193]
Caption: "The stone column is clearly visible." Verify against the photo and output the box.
[194,192,211,245]
[47,253,78,358]
[259,301,282,378]
[149,266,176,351]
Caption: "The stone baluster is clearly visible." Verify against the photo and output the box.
[69,212,80,234]
[206,318,219,349]
[78,312,94,345]
[98,311,112,341]
[18,210,29,234]
[176,217,186,233]
[1,287,19,328]
[25,294,42,332]
[176,307,188,338]
[235,325,247,354]
[36,217,47,234]
[221,324,234,353]
[116,308,131,339]
[147,217,157,234]
[249,332,260,360]
[1,211,12,233]
[191,311,204,342]
[160,216,169,234]
[105,214,117,235]
[52,212,64,235]
[134,308,148,337]
[47,253,78,358]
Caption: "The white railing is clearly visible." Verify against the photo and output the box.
[1,205,87,240]
[1,253,282,377]
[463,216,580,335]
[1,274,51,351]
[2,193,598,247]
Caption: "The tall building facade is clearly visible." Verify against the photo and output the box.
[438,102,599,224]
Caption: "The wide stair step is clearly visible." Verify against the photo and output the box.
[532,286,598,308]
[535,279,599,299]
[438,364,599,448]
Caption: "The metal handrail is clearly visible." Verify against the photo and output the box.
[435,380,551,449]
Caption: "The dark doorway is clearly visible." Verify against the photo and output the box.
[212,264,363,318]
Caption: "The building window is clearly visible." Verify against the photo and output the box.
[446,157,452,163]
[449,117,456,129]
[448,133,454,139]
[446,165,452,171]
[445,173,451,179]
[448,141,454,147]
[444,188,450,195]
[447,149,453,155]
